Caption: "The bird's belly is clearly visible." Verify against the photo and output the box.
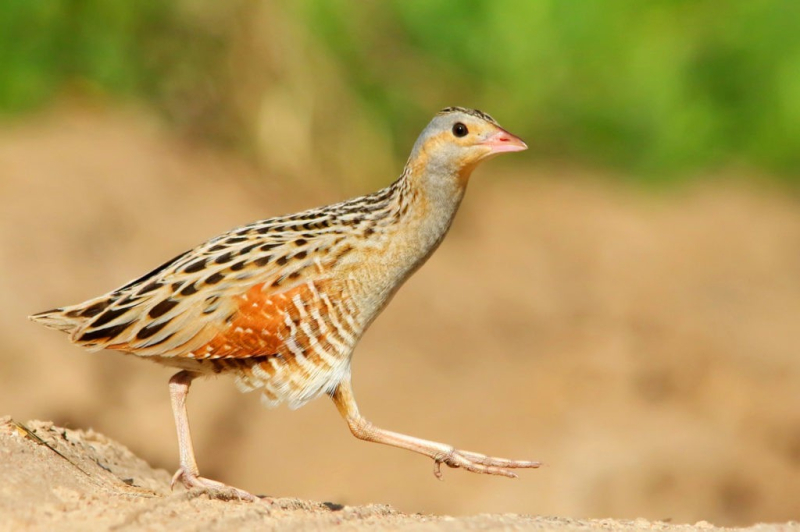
[235,350,352,409]
[150,352,350,410]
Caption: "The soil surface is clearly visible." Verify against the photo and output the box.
[2,107,800,528]
[3,417,794,531]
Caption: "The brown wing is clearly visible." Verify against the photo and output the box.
[31,197,366,376]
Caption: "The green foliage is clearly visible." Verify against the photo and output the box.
[301,0,800,180]
[0,1,160,111]
[1,0,798,181]
[0,0,232,139]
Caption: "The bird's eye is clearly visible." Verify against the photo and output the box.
[452,122,468,138]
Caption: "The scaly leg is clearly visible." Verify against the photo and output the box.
[331,379,540,479]
[168,370,257,501]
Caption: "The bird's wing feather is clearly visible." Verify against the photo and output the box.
[44,212,357,358]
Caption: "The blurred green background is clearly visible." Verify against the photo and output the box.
[2,0,799,182]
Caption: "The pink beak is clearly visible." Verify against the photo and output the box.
[481,128,528,154]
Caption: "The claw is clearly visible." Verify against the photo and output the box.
[433,459,443,480]
[432,451,459,480]
[171,467,258,502]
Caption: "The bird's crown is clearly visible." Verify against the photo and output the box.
[436,107,499,126]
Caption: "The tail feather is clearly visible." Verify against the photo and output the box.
[28,308,81,333]
[29,295,114,335]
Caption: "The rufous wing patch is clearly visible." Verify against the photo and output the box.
[190,280,334,361]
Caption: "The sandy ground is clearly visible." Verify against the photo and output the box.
[3,417,795,531]
[1,107,800,528]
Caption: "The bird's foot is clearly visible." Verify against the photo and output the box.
[432,448,541,479]
[171,467,258,502]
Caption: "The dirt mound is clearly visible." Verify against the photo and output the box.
[4,417,788,531]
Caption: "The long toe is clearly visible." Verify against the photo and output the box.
[435,449,541,479]
[459,450,542,469]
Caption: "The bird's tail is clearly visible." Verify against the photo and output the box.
[28,296,114,335]
[29,307,82,334]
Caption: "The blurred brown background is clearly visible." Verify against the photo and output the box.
[2,1,800,527]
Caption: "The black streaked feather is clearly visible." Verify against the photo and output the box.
[79,322,132,342]
[116,250,190,292]
[78,300,111,318]
[136,320,170,340]
[91,306,132,328]
[149,299,179,319]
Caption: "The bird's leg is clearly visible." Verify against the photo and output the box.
[331,379,540,479]
[168,370,257,501]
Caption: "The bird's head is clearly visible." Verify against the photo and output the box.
[406,107,527,185]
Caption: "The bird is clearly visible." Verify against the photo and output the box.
[30,107,539,501]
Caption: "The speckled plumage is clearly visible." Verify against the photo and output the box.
[31,107,539,501]
[34,178,413,408]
